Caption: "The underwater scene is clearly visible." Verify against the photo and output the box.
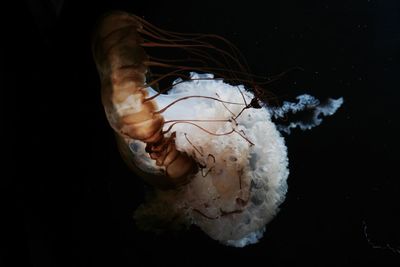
[8,0,399,266]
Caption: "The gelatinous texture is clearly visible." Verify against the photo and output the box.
[123,73,289,247]
[269,94,344,134]
[92,11,343,247]
[92,12,197,188]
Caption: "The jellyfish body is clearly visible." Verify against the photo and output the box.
[92,11,289,246]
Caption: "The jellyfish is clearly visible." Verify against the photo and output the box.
[92,11,343,247]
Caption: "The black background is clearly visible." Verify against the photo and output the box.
[6,0,400,266]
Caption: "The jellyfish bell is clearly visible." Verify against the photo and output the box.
[92,11,198,188]
[92,11,341,247]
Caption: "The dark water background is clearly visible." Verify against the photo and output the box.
[6,0,400,266]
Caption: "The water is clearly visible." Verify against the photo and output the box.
[8,0,400,266]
